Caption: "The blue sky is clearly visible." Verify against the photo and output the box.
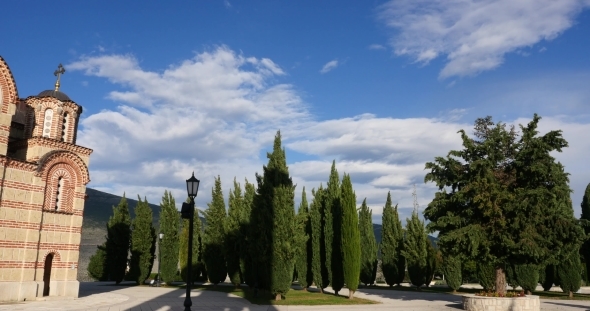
[2,0,590,223]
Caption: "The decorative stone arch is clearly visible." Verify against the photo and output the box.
[0,56,19,114]
[36,151,90,213]
[36,150,90,185]
[41,250,61,266]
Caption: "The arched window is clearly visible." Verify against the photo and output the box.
[55,177,64,211]
[43,109,53,138]
[61,113,68,142]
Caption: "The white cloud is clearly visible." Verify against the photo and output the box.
[320,60,339,74]
[224,0,232,9]
[69,47,590,220]
[369,44,386,50]
[378,0,590,78]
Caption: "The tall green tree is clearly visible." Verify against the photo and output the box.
[381,192,405,287]
[251,131,298,300]
[581,183,590,282]
[226,178,244,286]
[310,186,329,292]
[295,187,313,290]
[159,190,180,283]
[442,254,462,293]
[359,198,377,286]
[242,179,256,287]
[341,174,360,299]
[326,161,344,294]
[424,114,585,294]
[403,209,429,289]
[203,176,228,285]
[179,197,201,283]
[515,264,539,295]
[477,262,496,291]
[542,265,557,291]
[88,243,108,281]
[128,196,157,285]
[558,249,582,298]
[105,195,131,284]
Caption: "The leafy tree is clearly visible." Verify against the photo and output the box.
[179,198,201,283]
[159,190,180,283]
[88,243,108,281]
[442,255,462,293]
[558,249,582,298]
[128,196,157,285]
[341,173,360,299]
[424,114,585,294]
[310,186,329,292]
[359,198,377,286]
[242,179,256,287]
[515,264,539,295]
[505,263,520,290]
[477,262,496,291]
[326,161,344,294]
[105,195,131,284]
[203,176,228,285]
[251,131,298,300]
[581,183,590,282]
[226,178,244,286]
[424,241,439,287]
[295,187,313,290]
[381,192,405,286]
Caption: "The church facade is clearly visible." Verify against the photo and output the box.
[0,56,92,302]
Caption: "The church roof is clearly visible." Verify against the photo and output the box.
[37,90,71,101]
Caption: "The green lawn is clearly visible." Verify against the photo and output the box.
[192,284,379,305]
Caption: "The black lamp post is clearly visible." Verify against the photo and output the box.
[157,232,164,287]
[181,172,200,311]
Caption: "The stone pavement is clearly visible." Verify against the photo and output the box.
[0,282,589,311]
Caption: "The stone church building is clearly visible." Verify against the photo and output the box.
[0,56,92,302]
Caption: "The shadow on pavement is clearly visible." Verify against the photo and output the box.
[542,301,590,310]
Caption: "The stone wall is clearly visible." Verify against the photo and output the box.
[463,294,540,311]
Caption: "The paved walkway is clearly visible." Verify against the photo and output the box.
[0,282,589,311]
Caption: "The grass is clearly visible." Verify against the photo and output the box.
[175,284,379,305]
[360,283,590,301]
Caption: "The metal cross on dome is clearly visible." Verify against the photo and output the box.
[54,63,66,91]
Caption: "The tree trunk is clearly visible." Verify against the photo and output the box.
[319,287,323,294]
[335,290,339,296]
[348,290,354,299]
[452,289,457,294]
[569,291,573,299]
[275,293,282,301]
[302,287,307,292]
[495,265,506,295]
[526,290,531,295]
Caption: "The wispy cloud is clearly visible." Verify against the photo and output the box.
[320,59,339,74]
[378,0,590,79]
[369,44,386,50]
[224,0,232,8]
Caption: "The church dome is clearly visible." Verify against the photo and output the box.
[38,90,71,101]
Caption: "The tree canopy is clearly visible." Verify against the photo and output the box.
[423,114,584,293]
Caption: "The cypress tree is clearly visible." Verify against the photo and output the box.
[179,198,201,283]
[326,161,343,294]
[226,178,244,287]
[542,264,556,291]
[581,183,590,282]
[250,131,297,300]
[128,196,157,285]
[505,263,520,290]
[558,249,582,298]
[88,243,108,281]
[159,190,180,283]
[515,264,539,295]
[295,187,313,290]
[477,262,496,291]
[381,192,405,286]
[341,174,360,299]
[442,255,462,293]
[403,210,429,289]
[359,198,377,286]
[424,241,438,287]
[311,186,329,292]
[203,176,228,285]
[105,195,131,284]
[242,179,255,287]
